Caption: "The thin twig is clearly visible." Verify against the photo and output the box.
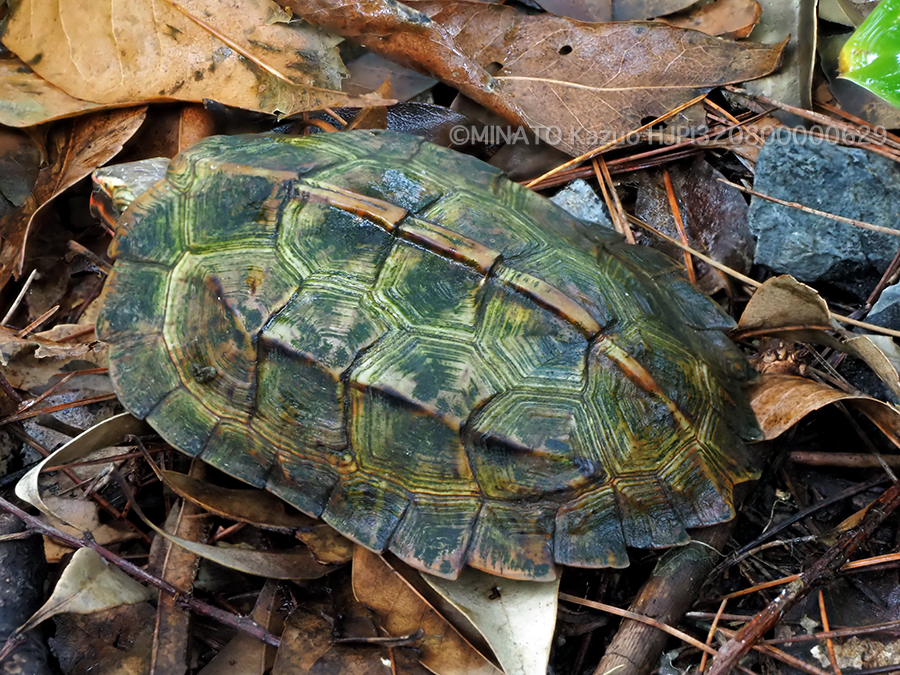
[0,496,281,648]
[708,480,900,675]
[719,178,900,238]
[524,93,708,188]
[1,268,38,325]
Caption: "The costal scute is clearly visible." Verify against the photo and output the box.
[96,130,760,581]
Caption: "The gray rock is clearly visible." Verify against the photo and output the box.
[868,283,900,330]
[748,136,900,292]
[550,179,613,229]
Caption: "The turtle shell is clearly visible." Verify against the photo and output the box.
[96,130,760,581]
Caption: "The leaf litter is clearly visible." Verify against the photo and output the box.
[2,0,900,674]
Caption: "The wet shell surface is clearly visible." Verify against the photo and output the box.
[97,130,759,580]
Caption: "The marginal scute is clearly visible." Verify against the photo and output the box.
[389,496,480,578]
[322,472,409,551]
[264,447,338,518]
[467,501,557,581]
[106,334,180,418]
[97,130,761,580]
[147,387,218,457]
[95,261,169,341]
[613,476,691,549]
[200,422,275,488]
[555,485,628,568]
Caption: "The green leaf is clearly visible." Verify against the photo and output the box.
[839,0,900,108]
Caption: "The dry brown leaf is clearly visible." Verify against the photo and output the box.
[0,325,108,392]
[290,0,786,155]
[0,59,114,128]
[352,548,502,675]
[1,0,388,118]
[141,515,339,581]
[129,103,218,159]
[736,276,900,399]
[344,51,437,101]
[529,0,696,23]
[657,0,762,38]
[633,156,753,294]
[737,275,833,335]
[156,469,354,564]
[748,375,900,451]
[0,107,147,288]
[272,574,405,675]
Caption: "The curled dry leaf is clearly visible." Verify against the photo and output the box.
[290,0,787,155]
[737,275,832,335]
[0,107,147,289]
[1,0,389,118]
[16,412,152,519]
[737,276,900,399]
[0,325,108,392]
[657,0,762,39]
[352,547,502,675]
[748,375,900,452]
[17,547,153,636]
[158,469,318,533]
[129,491,340,580]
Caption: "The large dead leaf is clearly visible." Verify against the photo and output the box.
[1,0,388,118]
[0,107,147,289]
[291,0,786,155]
[423,564,559,675]
[352,548,502,675]
[155,468,354,564]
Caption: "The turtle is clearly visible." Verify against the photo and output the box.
[95,129,760,581]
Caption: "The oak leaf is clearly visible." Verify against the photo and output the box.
[290,0,786,155]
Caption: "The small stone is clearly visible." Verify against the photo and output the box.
[748,137,900,294]
[868,283,900,330]
[551,179,612,229]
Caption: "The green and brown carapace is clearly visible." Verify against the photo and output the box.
[96,130,760,581]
